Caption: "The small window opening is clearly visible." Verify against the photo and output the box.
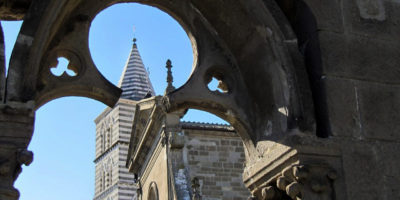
[207,76,229,93]
[50,57,77,77]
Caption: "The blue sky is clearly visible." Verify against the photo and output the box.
[4,3,226,200]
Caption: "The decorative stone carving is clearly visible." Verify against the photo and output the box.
[257,164,338,200]
[0,147,33,200]
[164,59,175,95]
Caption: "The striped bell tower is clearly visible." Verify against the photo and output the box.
[93,38,155,200]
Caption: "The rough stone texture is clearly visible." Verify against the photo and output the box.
[127,97,250,199]
[320,31,400,84]
[0,0,399,199]
[183,128,250,200]
[357,83,400,140]
[0,0,31,20]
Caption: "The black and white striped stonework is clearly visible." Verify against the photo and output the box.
[94,100,139,200]
[94,40,154,200]
[118,42,155,101]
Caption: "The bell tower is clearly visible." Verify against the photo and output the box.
[93,38,155,200]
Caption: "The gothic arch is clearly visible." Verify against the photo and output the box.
[147,182,159,200]
[3,1,317,199]
[11,0,315,157]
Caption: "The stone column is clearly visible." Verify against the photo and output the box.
[0,102,35,200]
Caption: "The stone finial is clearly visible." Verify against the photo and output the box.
[165,59,175,94]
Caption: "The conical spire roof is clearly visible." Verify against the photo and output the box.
[118,38,156,101]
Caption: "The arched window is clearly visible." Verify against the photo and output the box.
[102,171,106,191]
[100,132,105,152]
[148,182,159,200]
[106,126,111,148]
[109,164,112,186]
[99,176,103,192]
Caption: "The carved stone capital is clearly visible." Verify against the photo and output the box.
[0,145,33,200]
[253,163,338,200]
[244,135,344,200]
[0,102,35,200]
[287,164,337,198]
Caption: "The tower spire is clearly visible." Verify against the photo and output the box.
[118,37,155,101]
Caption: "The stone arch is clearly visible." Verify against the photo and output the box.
[3,1,317,198]
[147,182,159,200]
[6,0,314,163]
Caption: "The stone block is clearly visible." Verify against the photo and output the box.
[344,0,400,40]
[223,163,234,168]
[303,0,344,32]
[221,140,229,145]
[378,142,400,199]
[325,77,361,138]
[207,146,216,151]
[341,142,382,199]
[199,151,209,156]
[235,147,243,152]
[342,140,400,199]
[357,83,400,140]
[319,31,400,84]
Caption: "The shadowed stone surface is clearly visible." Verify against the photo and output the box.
[0,0,399,199]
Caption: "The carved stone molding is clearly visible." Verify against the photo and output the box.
[243,134,345,200]
[258,164,338,200]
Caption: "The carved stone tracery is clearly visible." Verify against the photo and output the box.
[1,0,391,199]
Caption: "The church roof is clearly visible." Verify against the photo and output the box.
[117,38,155,101]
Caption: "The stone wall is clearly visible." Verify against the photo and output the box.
[93,99,137,200]
[140,142,168,200]
[309,0,400,199]
[182,126,249,200]
[2,1,400,199]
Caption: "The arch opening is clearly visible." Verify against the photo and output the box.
[50,57,78,77]
[15,3,196,200]
[89,3,194,96]
[14,97,105,200]
[2,21,22,76]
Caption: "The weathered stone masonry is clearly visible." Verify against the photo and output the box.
[0,0,400,199]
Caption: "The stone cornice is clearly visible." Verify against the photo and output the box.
[181,121,235,132]
[139,133,164,184]
[127,96,164,173]
[93,184,118,200]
